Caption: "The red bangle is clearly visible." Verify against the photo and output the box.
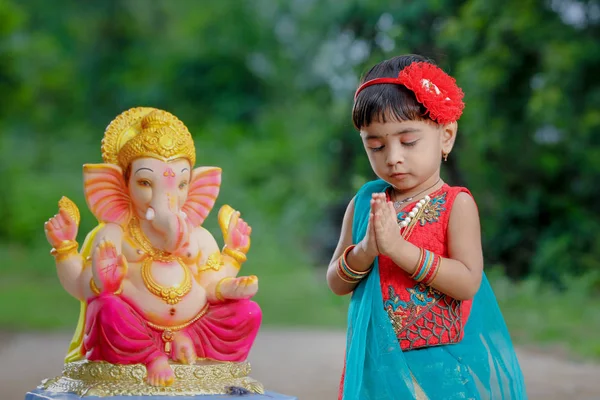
[336,262,359,283]
[422,255,438,284]
[424,257,442,285]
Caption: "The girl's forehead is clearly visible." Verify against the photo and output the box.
[360,119,432,138]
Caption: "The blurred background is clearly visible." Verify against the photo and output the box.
[1,0,600,398]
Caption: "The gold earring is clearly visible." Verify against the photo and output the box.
[442,152,449,162]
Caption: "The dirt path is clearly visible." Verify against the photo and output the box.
[2,329,600,399]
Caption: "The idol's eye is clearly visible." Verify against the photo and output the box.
[137,179,152,187]
[178,181,188,189]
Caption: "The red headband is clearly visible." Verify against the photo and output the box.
[354,62,465,125]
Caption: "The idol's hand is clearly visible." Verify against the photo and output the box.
[217,276,258,300]
[45,206,78,248]
[92,238,127,293]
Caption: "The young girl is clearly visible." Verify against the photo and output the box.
[327,54,526,399]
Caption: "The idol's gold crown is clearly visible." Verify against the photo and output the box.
[101,107,196,169]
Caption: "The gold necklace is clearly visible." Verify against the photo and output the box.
[128,216,177,262]
[140,258,192,305]
[392,178,441,209]
[129,217,192,305]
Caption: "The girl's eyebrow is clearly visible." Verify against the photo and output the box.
[363,128,420,140]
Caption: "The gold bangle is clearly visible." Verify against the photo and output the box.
[50,240,79,261]
[215,277,233,301]
[336,261,360,284]
[90,278,101,295]
[222,246,247,264]
[52,240,78,254]
[342,245,371,276]
[224,257,241,270]
[90,277,122,296]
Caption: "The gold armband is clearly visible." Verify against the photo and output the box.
[50,240,79,261]
[222,246,247,265]
[197,251,225,273]
[215,277,234,301]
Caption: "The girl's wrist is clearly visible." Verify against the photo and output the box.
[350,243,377,272]
[386,237,411,269]
[361,240,379,260]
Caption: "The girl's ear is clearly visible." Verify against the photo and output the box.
[441,122,458,156]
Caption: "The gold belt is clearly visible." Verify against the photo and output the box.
[146,303,209,353]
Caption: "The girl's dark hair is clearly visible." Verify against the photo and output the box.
[352,54,435,129]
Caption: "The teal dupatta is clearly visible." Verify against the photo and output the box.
[342,180,527,399]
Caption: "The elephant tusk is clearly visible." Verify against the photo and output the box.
[145,207,155,221]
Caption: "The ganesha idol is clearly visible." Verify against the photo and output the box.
[29,107,291,398]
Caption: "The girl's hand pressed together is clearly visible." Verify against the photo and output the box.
[372,193,403,257]
[356,200,380,260]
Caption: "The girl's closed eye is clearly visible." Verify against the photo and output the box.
[399,134,419,147]
[367,139,385,152]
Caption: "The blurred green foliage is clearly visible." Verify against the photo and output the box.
[1,0,599,357]
[488,267,600,359]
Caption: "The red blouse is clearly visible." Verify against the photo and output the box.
[379,184,473,350]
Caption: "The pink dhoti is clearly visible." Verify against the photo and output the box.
[83,293,262,365]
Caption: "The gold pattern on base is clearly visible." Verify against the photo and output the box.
[39,360,264,397]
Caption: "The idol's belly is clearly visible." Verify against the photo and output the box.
[122,262,207,326]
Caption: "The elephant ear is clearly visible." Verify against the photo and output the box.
[83,164,132,226]
[182,167,222,227]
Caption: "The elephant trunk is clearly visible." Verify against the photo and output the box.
[144,192,188,253]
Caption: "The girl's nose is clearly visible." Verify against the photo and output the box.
[386,146,404,166]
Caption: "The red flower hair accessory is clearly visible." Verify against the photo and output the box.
[354,62,465,124]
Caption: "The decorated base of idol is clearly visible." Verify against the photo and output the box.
[25,360,297,399]
[27,107,297,399]
[25,360,295,399]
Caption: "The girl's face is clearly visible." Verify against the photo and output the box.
[360,118,456,193]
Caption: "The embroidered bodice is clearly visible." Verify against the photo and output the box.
[379,184,473,350]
